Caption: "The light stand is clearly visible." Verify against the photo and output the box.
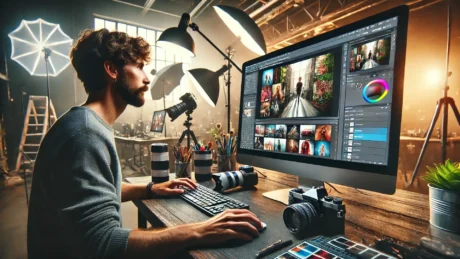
[189,22,241,132]
[177,112,198,149]
[43,48,52,128]
[409,0,460,185]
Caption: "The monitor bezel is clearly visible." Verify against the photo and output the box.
[237,5,408,194]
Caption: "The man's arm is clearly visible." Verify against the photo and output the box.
[125,209,262,259]
[122,179,196,202]
[121,182,147,202]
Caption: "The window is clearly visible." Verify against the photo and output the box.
[94,17,191,104]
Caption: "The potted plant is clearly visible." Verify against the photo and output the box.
[421,159,460,233]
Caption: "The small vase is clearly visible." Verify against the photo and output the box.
[428,184,460,233]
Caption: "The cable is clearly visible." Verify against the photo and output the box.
[325,182,342,194]
[254,168,268,178]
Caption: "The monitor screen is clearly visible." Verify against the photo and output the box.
[237,6,408,194]
[150,110,166,133]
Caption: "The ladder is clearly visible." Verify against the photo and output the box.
[15,96,57,172]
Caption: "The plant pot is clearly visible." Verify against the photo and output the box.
[428,184,460,233]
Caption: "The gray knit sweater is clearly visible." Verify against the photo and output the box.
[28,106,130,259]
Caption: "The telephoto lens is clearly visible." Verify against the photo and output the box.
[150,143,169,183]
[212,166,258,192]
[165,93,197,121]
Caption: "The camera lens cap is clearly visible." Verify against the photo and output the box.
[324,196,333,202]
[333,197,343,204]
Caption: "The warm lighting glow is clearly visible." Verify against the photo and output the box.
[8,18,72,77]
[426,69,444,87]
[157,41,195,58]
[186,71,216,107]
[214,6,265,56]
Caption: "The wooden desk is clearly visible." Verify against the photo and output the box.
[115,136,180,174]
[126,168,460,258]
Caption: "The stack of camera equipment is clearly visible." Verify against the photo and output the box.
[283,187,346,237]
[150,143,169,183]
[212,165,258,192]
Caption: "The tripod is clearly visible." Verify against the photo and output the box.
[177,112,198,149]
[409,0,460,185]
[43,48,52,128]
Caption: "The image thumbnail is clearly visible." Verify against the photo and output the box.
[300,125,316,139]
[275,124,287,138]
[255,125,265,137]
[270,83,286,117]
[275,138,286,152]
[349,36,391,72]
[257,53,335,119]
[262,69,274,85]
[315,125,332,141]
[314,141,330,157]
[254,137,264,150]
[287,125,300,139]
[260,101,271,117]
[265,125,275,137]
[264,137,275,151]
[299,139,314,155]
[286,139,299,153]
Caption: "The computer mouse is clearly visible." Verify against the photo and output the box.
[253,222,267,232]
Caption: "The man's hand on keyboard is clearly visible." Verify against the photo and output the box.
[151,178,197,197]
[190,209,263,246]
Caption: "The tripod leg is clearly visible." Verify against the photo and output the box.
[409,100,444,185]
[448,98,460,125]
[178,130,187,146]
[190,131,199,147]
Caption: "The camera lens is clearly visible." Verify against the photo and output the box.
[165,93,197,121]
[283,202,318,234]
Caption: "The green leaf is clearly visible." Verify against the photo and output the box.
[445,159,456,171]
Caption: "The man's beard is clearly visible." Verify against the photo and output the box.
[115,74,148,107]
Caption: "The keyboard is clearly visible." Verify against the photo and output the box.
[180,184,249,216]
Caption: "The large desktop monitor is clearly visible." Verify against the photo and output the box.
[237,6,408,194]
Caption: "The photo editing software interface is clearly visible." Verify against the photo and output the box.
[240,17,398,165]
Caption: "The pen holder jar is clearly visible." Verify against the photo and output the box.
[194,150,212,181]
[175,161,190,178]
[217,153,237,172]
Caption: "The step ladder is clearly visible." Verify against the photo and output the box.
[15,96,57,172]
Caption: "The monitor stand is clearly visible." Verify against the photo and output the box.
[262,175,325,205]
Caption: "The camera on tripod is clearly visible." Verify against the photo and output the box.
[283,186,345,237]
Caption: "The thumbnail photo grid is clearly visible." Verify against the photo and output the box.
[349,36,391,72]
[254,124,332,158]
[258,52,336,119]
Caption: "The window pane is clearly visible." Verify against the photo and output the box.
[138,28,147,39]
[156,31,162,40]
[156,60,166,71]
[166,61,173,67]
[118,23,127,32]
[150,45,155,60]
[105,21,116,31]
[146,30,156,45]
[95,18,104,29]
[156,46,165,60]
[127,25,137,37]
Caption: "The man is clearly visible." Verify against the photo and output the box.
[27,29,262,259]
[296,77,303,103]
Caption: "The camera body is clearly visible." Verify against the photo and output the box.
[212,165,258,192]
[284,186,345,237]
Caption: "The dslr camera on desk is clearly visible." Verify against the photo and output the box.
[283,186,346,237]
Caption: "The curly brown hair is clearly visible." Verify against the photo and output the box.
[70,28,151,93]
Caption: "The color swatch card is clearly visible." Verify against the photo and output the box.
[273,236,395,259]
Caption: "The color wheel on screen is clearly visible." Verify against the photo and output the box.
[362,79,389,103]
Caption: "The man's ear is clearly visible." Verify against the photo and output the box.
[103,61,118,81]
